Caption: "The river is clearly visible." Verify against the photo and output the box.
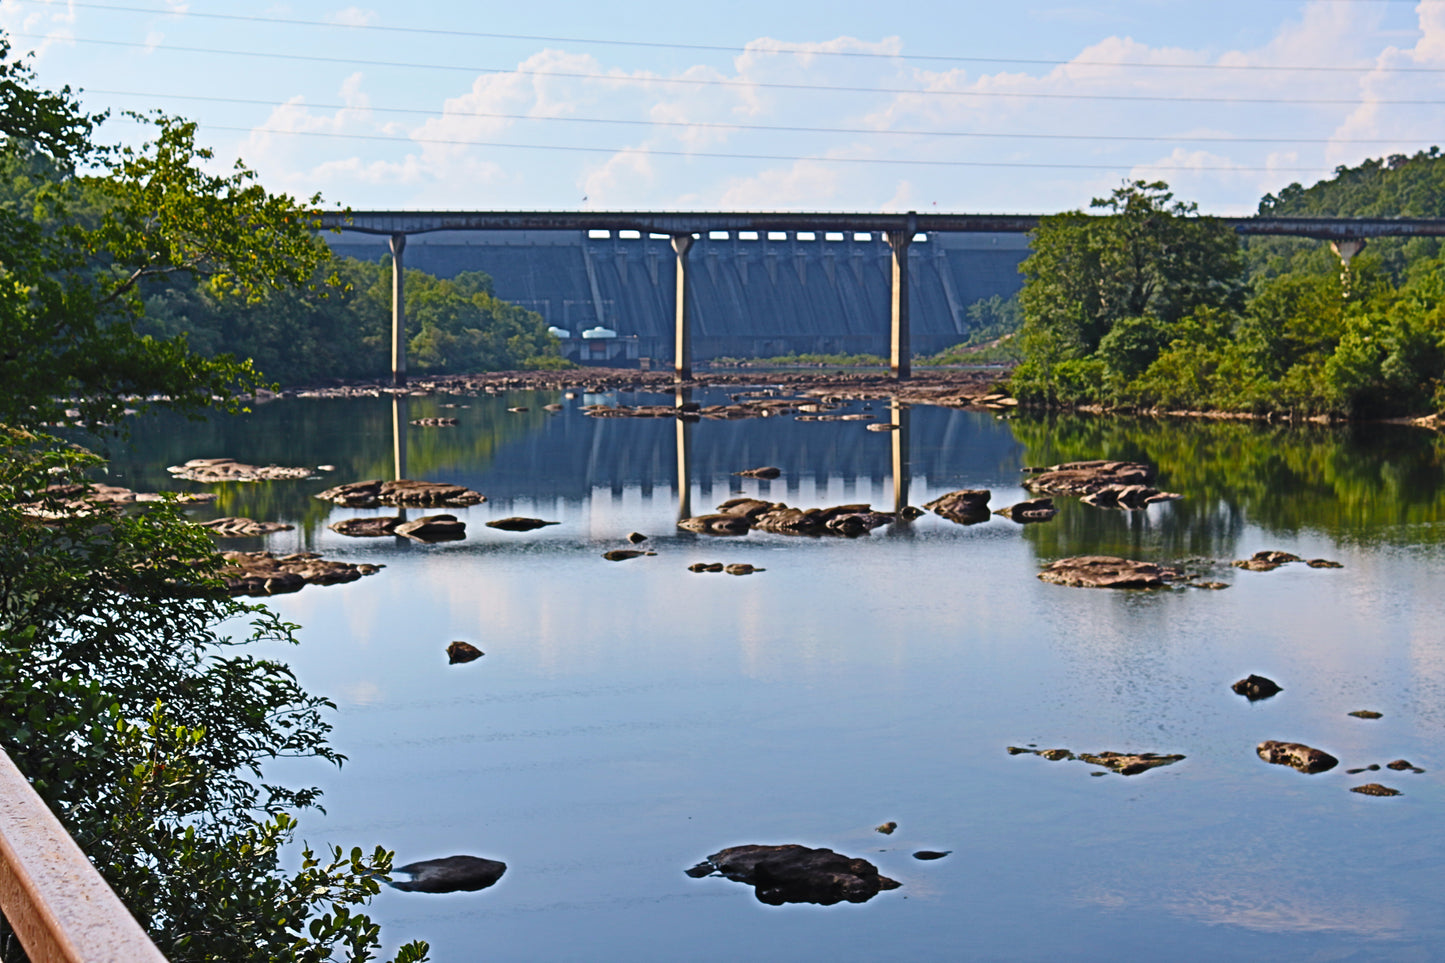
[98,387,1445,962]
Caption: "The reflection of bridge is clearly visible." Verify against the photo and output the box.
[320,211,1445,385]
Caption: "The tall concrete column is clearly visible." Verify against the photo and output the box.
[672,233,695,382]
[390,233,408,387]
[886,218,916,380]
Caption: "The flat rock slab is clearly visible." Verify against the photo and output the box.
[1007,746,1184,776]
[485,517,559,532]
[219,551,382,597]
[1257,740,1339,774]
[167,458,317,483]
[685,844,900,905]
[1232,674,1283,701]
[1351,783,1402,797]
[200,516,295,538]
[1038,556,1186,589]
[315,479,486,508]
[329,516,403,537]
[734,466,782,478]
[995,498,1058,523]
[396,514,466,542]
[390,855,506,893]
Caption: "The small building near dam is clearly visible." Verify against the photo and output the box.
[325,228,1029,364]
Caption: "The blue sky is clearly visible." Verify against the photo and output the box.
[2,0,1440,214]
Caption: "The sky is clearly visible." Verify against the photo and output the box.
[1,0,1442,215]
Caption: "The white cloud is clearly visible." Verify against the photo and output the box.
[327,6,376,27]
[0,0,77,59]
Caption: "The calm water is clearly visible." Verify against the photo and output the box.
[101,390,1445,962]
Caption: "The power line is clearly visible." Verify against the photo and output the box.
[86,87,1438,147]
[110,116,1334,174]
[18,0,1445,75]
[18,33,1445,107]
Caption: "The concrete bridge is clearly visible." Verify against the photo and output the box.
[316,211,1445,385]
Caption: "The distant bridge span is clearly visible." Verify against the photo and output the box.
[315,210,1445,384]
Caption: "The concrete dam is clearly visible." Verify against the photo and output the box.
[326,229,1029,363]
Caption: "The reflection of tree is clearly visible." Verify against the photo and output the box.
[1009,413,1445,560]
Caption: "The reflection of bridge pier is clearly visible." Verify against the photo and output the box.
[675,388,694,521]
[891,400,911,518]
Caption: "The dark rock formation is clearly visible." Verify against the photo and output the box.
[994,497,1058,522]
[1348,709,1383,719]
[485,517,558,532]
[688,562,725,572]
[913,851,950,860]
[603,549,655,561]
[328,516,402,537]
[1306,558,1344,569]
[725,563,764,575]
[679,499,894,537]
[924,489,992,523]
[875,822,897,835]
[1080,484,1182,509]
[684,844,901,905]
[167,458,316,483]
[390,855,507,893]
[734,466,782,479]
[410,417,459,426]
[1007,746,1184,775]
[1257,740,1339,774]
[1232,674,1283,701]
[200,517,294,538]
[1351,783,1401,797]
[395,514,467,542]
[218,551,382,596]
[1233,550,1303,572]
[314,479,485,508]
[1387,759,1425,772]
[677,514,753,536]
[1037,556,1186,589]
[627,532,648,543]
[447,641,483,664]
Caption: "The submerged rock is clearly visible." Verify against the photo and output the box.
[218,551,382,597]
[328,516,402,537]
[685,844,900,905]
[167,458,316,483]
[1232,550,1302,572]
[200,517,294,538]
[314,479,485,508]
[485,516,558,532]
[1232,674,1283,701]
[1008,745,1183,775]
[1348,709,1383,719]
[1257,740,1339,774]
[1037,556,1186,589]
[390,855,506,893]
[447,641,483,664]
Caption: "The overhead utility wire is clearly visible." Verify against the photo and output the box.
[88,88,1433,146]
[27,0,1445,74]
[19,34,1445,107]
[140,119,1331,174]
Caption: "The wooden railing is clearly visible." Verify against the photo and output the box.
[0,750,166,962]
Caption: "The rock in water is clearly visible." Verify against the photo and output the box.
[995,498,1058,523]
[1351,783,1401,797]
[329,516,403,537]
[685,844,900,905]
[1257,740,1339,774]
[1232,674,1283,701]
[200,517,295,538]
[395,514,467,542]
[447,641,483,664]
[1037,556,1186,589]
[734,466,782,479]
[390,855,506,893]
[913,851,950,861]
[485,517,558,532]
[603,549,655,561]
[924,489,992,524]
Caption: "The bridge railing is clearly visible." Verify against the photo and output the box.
[0,749,167,963]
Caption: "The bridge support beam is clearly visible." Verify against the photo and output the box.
[390,233,408,387]
[886,218,916,380]
[672,233,695,382]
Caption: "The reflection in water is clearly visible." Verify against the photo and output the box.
[392,394,408,481]
[891,400,910,516]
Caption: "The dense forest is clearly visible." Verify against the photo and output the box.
[1009,151,1445,418]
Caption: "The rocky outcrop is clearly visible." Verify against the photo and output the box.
[389,855,506,893]
[1350,783,1401,797]
[924,489,992,523]
[314,479,485,508]
[1232,674,1283,701]
[395,514,466,542]
[328,516,402,537]
[447,641,483,664]
[218,551,382,596]
[994,498,1058,522]
[1037,556,1186,589]
[1022,460,1180,508]
[1233,551,1343,572]
[1257,740,1339,774]
[1007,746,1185,776]
[200,517,295,538]
[167,458,317,483]
[603,549,656,561]
[678,499,895,537]
[685,844,900,905]
[485,517,559,532]
[734,466,781,479]
[725,563,764,575]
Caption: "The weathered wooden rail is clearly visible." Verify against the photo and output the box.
[0,750,166,963]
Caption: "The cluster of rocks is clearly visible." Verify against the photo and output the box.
[688,562,764,575]
[32,483,216,517]
[1022,460,1181,509]
[200,517,295,538]
[410,417,459,427]
[314,479,486,508]
[328,514,467,541]
[1233,550,1343,571]
[685,844,900,906]
[1006,746,1186,776]
[217,551,382,596]
[922,489,1058,525]
[1037,556,1189,589]
[679,498,899,538]
[166,458,318,483]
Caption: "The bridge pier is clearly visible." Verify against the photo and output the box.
[672,234,695,382]
[886,216,916,380]
[390,233,408,387]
